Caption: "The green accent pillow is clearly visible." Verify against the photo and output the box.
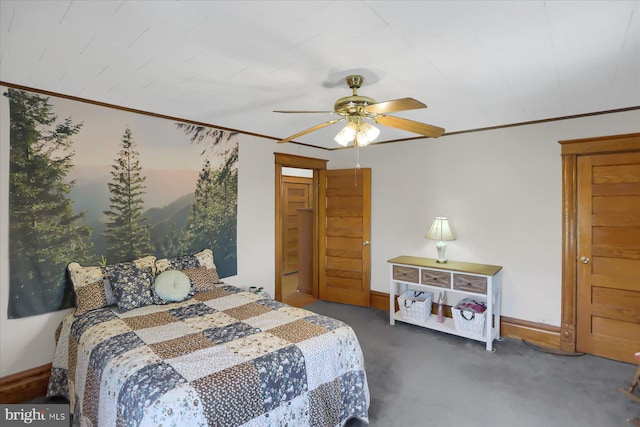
[154,270,192,302]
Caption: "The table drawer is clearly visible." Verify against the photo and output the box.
[421,270,450,288]
[393,265,419,283]
[453,274,487,294]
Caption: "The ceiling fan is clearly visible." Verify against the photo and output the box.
[274,75,445,146]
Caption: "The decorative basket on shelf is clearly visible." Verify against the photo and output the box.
[397,290,432,322]
[452,298,487,336]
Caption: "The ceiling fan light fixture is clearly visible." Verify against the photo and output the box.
[334,118,379,147]
[355,121,380,147]
[334,121,357,146]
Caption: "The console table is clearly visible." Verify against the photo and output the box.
[388,256,503,351]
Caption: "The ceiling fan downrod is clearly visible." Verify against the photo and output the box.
[346,75,364,93]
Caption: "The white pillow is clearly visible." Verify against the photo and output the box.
[154,270,192,302]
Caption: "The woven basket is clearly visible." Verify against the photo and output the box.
[398,290,432,322]
[452,298,486,336]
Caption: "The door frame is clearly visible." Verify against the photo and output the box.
[274,153,328,301]
[558,132,640,353]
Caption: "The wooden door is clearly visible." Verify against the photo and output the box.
[282,176,312,274]
[576,151,640,363]
[318,168,371,306]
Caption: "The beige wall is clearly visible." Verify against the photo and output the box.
[1,83,638,376]
[223,136,329,292]
[330,110,640,325]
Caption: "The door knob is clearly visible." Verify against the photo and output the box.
[580,256,590,264]
[363,241,370,246]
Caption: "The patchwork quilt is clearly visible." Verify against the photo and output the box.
[47,284,370,426]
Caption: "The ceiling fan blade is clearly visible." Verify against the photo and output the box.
[277,118,345,144]
[365,98,426,114]
[274,110,336,114]
[375,115,445,138]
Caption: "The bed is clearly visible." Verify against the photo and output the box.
[46,250,369,426]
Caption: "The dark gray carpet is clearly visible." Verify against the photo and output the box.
[305,300,638,427]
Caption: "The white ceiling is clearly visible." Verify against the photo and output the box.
[1,1,638,150]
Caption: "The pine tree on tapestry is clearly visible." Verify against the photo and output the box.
[103,128,153,263]
[181,160,237,277]
[180,160,216,250]
[176,124,238,277]
[213,165,237,276]
[7,88,94,318]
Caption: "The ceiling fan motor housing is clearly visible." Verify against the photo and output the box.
[334,75,375,115]
[334,95,376,115]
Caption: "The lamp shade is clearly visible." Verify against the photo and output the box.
[425,217,455,241]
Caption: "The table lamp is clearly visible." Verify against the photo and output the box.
[425,217,455,263]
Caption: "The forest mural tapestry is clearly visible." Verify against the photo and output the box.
[6,87,238,318]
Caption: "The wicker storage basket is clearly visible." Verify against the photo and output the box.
[398,290,432,322]
[452,298,487,336]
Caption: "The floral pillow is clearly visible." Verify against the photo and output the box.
[182,266,222,292]
[155,249,215,273]
[68,255,157,315]
[68,262,110,316]
[109,266,160,311]
[155,249,224,294]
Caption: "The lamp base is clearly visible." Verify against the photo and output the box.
[435,241,448,264]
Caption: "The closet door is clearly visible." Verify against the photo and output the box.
[318,168,371,307]
[576,151,640,363]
